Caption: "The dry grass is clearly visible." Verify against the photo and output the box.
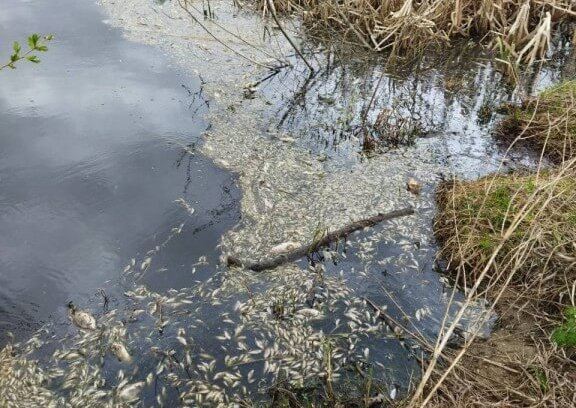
[435,168,576,297]
[412,160,576,407]
[424,321,576,407]
[407,84,576,405]
[263,0,575,64]
[497,79,576,163]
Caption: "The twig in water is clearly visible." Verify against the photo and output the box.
[97,288,109,312]
[265,0,314,72]
[178,0,276,70]
[226,207,414,271]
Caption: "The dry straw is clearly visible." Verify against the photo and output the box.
[264,0,575,64]
[410,86,576,407]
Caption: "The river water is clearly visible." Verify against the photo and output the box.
[0,0,572,405]
[0,0,239,342]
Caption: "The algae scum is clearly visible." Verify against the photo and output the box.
[1,0,573,406]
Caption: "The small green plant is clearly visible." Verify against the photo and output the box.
[478,234,494,250]
[1,34,53,71]
[568,211,576,225]
[551,307,576,348]
[528,366,550,393]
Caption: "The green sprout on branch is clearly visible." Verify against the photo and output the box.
[1,33,53,71]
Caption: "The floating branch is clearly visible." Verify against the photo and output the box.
[265,0,314,72]
[226,207,414,271]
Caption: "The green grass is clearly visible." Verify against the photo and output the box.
[435,168,576,290]
[552,307,576,348]
[529,366,550,393]
[539,81,576,102]
[479,234,495,251]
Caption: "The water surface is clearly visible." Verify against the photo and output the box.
[0,0,239,343]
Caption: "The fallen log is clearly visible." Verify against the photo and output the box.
[225,207,414,271]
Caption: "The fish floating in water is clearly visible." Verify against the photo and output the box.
[117,381,145,402]
[407,177,422,195]
[270,241,300,255]
[295,308,322,320]
[67,301,96,331]
[111,342,132,363]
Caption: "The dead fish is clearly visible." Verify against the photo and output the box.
[141,257,152,271]
[111,342,132,363]
[389,385,398,400]
[295,308,322,319]
[270,242,300,255]
[118,381,145,402]
[174,198,195,215]
[67,302,96,331]
[407,178,422,195]
[278,136,296,143]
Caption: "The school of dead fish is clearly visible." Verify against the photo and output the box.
[1,0,561,405]
[0,218,490,407]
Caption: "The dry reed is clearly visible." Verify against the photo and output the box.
[263,0,575,64]
[412,157,576,406]
[497,79,576,163]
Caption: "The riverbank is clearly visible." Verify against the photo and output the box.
[422,82,576,406]
[497,79,576,163]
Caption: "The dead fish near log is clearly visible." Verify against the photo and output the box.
[117,381,145,403]
[67,301,97,331]
[111,342,132,363]
[225,207,414,271]
[407,178,422,195]
[270,241,300,255]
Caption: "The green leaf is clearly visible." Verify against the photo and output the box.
[10,53,18,62]
[12,41,21,54]
[552,307,576,348]
[27,33,40,49]
[564,307,576,320]
[36,45,48,52]
[26,55,40,63]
